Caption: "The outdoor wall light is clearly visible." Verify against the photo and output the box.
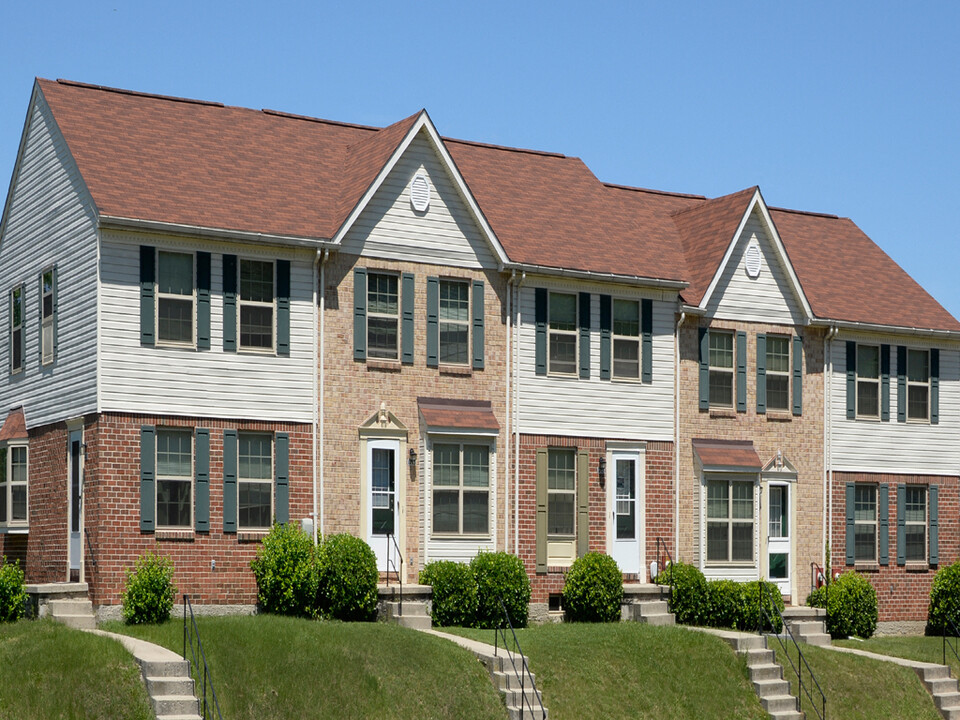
[408,448,417,473]
[598,457,606,487]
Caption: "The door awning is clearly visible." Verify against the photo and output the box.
[692,438,762,473]
[417,398,499,432]
[0,407,27,442]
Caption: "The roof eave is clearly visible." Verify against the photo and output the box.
[99,215,334,249]
[503,262,688,290]
[809,317,960,341]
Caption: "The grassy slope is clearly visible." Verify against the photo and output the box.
[0,619,153,720]
[107,615,506,720]
[836,634,960,681]
[448,624,768,720]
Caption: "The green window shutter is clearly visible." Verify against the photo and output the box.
[599,295,611,380]
[578,292,590,379]
[576,450,590,558]
[222,254,237,352]
[880,345,890,421]
[535,288,548,376]
[195,429,210,532]
[641,299,653,383]
[223,429,238,533]
[535,449,548,573]
[52,266,58,359]
[845,483,855,565]
[792,335,803,416]
[275,432,289,525]
[426,276,439,367]
[472,279,484,370]
[878,484,889,566]
[140,425,156,532]
[896,346,906,423]
[736,331,747,412]
[197,252,211,350]
[896,483,906,565]
[929,485,939,565]
[139,246,155,346]
[277,259,290,357]
[846,341,856,419]
[699,327,710,411]
[353,268,367,361]
[401,273,415,364]
[931,349,940,425]
[756,334,767,414]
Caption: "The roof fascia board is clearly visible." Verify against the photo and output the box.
[809,318,960,342]
[503,262,688,291]
[99,215,333,249]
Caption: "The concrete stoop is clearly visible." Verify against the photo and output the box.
[47,598,97,630]
[382,600,432,630]
[621,583,676,626]
[782,606,831,647]
[916,664,960,720]
[378,583,433,630]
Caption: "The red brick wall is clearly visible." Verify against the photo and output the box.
[830,471,958,622]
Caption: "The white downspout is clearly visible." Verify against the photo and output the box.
[514,272,526,552]
[823,325,838,571]
[317,249,330,541]
[505,270,516,553]
[675,309,686,560]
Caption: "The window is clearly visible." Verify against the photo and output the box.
[853,485,877,562]
[612,299,640,379]
[907,349,930,421]
[0,445,28,526]
[708,331,734,407]
[547,449,576,536]
[157,251,194,345]
[238,433,272,528]
[432,443,489,535]
[548,293,577,375]
[10,285,23,374]
[41,269,55,364]
[367,273,398,359]
[439,280,469,365]
[904,486,927,562]
[156,429,192,528]
[766,335,790,411]
[706,479,754,563]
[239,259,274,350]
[856,345,880,418]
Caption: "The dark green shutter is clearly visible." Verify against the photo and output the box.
[275,433,289,524]
[599,295,611,380]
[577,450,590,557]
[879,484,889,566]
[223,429,238,533]
[930,485,939,565]
[641,299,653,383]
[140,246,155,346]
[535,449,548,573]
[931,349,940,425]
[881,345,890,421]
[578,292,590,379]
[277,259,290,356]
[756,334,767,414]
[195,429,210,532]
[845,483,856,565]
[353,268,367,360]
[426,276,439,367]
[140,425,156,532]
[535,289,547,376]
[472,279,484,370]
[401,273,415,364]
[896,483,906,565]
[846,341,856,419]
[792,335,803,415]
[51,266,58,359]
[197,252,211,350]
[736,331,747,412]
[896,346,906,423]
[699,327,710,410]
[223,254,237,352]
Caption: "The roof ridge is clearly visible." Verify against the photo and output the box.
[260,108,381,131]
[443,136,567,159]
[670,186,756,218]
[604,182,707,200]
[769,205,840,220]
[54,78,225,108]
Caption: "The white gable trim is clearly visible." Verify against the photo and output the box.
[699,189,813,322]
[330,111,510,268]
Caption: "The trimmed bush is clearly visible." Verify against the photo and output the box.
[929,559,960,634]
[419,561,478,627]
[655,561,708,626]
[250,522,318,617]
[0,556,26,623]
[706,579,746,630]
[740,580,784,633]
[122,553,177,624]
[562,552,623,623]
[316,533,379,621]
[471,552,531,629]
[807,570,877,639]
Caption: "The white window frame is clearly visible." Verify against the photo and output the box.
[238,257,276,352]
[0,442,28,528]
[906,348,930,423]
[855,344,881,419]
[40,268,55,365]
[708,330,734,408]
[547,292,577,376]
[547,448,577,538]
[10,285,23,375]
[238,432,273,530]
[766,334,791,412]
[853,484,877,563]
[438,278,471,366]
[367,271,399,360]
[155,428,193,530]
[430,441,491,537]
[705,476,756,565]
[156,250,196,347]
[612,298,640,381]
[904,485,927,562]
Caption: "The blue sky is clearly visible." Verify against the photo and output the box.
[2,1,958,320]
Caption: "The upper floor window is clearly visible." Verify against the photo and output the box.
[239,259,274,350]
[766,335,790,411]
[432,442,489,535]
[367,273,398,360]
[239,433,273,529]
[439,280,470,365]
[548,293,577,375]
[706,478,754,563]
[708,331,734,407]
[853,484,877,562]
[904,486,927,562]
[907,349,930,421]
[856,344,880,418]
[9,286,23,375]
[613,299,640,379]
[156,429,192,529]
[157,251,194,346]
[40,269,56,365]
[0,444,28,526]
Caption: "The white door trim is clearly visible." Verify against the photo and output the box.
[606,447,645,576]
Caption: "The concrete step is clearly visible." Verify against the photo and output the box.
[729,634,766,652]
[54,614,96,630]
[639,613,675,626]
[768,710,803,720]
[507,706,547,720]
[152,695,200,717]
[141,659,192,678]
[48,598,94,614]
[395,614,432,630]
[744,647,775,666]
[749,663,783,682]
[494,669,540,692]
[937,692,960,711]
[924,676,959,696]
[637,600,669,615]
[146,676,196,696]
[156,716,203,720]
[761,694,799,714]
[798,631,831,647]
[754,677,791,697]
[922,665,952,682]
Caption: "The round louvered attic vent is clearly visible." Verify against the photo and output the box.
[744,242,762,278]
[410,172,430,212]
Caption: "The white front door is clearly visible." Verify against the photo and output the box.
[609,451,642,575]
[767,483,790,596]
[68,429,83,582]
[367,439,399,572]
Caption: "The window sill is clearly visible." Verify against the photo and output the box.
[703,561,757,568]
[238,531,269,543]
[366,358,401,372]
[430,534,492,542]
[439,364,472,377]
[238,347,277,356]
[155,342,197,351]
[765,411,793,422]
[156,529,195,541]
[905,561,932,572]
[853,562,879,573]
[708,407,737,418]
[0,526,28,535]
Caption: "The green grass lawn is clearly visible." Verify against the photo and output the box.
[446,623,769,720]
[0,619,154,720]
[105,615,507,720]
[835,634,960,679]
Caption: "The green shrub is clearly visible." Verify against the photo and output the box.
[562,552,623,623]
[807,570,877,639]
[0,556,26,623]
[706,579,746,629]
[740,580,784,633]
[419,561,478,627]
[250,522,318,618]
[470,552,531,629]
[928,559,960,634]
[122,553,177,624]
[655,561,708,626]
[316,534,379,622]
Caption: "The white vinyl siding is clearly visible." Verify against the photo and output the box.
[341,132,498,269]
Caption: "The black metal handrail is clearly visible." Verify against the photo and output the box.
[84,529,98,572]
[386,532,402,616]
[493,597,546,720]
[943,615,960,667]
[655,536,674,608]
[757,582,826,720]
[182,595,224,720]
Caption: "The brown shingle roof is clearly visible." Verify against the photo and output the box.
[0,407,27,442]
[417,398,499,431]
[692,439,762,471]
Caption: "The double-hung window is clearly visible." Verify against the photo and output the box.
[856,345,880,418]
[238,433,272,529]
[432,443,489,535]
[239,259,274,350]
[708,331,734,407]
[766,335,790,411]
[10,286,23,375]
[367,273,398,360]
[706,478,754,563]
[904,486,927,562]
[439,280,469,365]
[612,299,640,379]
[907,349,930,421]
[547,449,576,537]
[548,293,577,375]
[0,445,28,526]
[853,485,877,562]
[156,429,192,528]
[41,269,55,364]
[157,251,194,345]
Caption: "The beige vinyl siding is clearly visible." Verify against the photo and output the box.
[829,338,960,474]
[0,91,99,427]
[341,132,498,269]
[98,231,315,422]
